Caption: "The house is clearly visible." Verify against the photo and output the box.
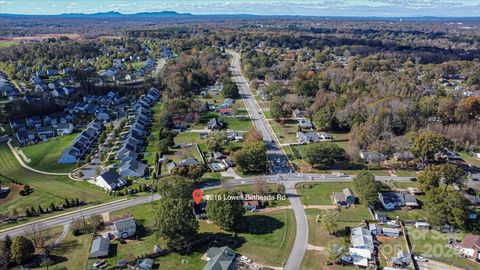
[292,108,305,118]
[118,160,148,178]
[95,169,127,191]
[218,108,233,116]
[58,147,81,164]
[298,119,313,129]
[137,258,154,269]
[193,202,207,220]
[348,247,372,267]
[207,118,225,130]
[44,115,57,125]
[378,192,418,210]
[37,126,55,139]
[382,228,400,238]
[369,223,382,235]
[10,119,26,131]
[393,151,414,162]
[359,150,387,163]
[56,123,74,136]
[203,246,236,270]
[332,188,355,206]
[350,227,374,251]
[414,222,430,230]
[318,132,334,141]
[16,130,36,145]
[226,130,243,141]
[459,234,480,261]
[167,162,177,173]
[461,192,480,207]
[112,217,137,239]
[89,236,110,258]
[180,157,199,166]
[296,132,319,144]
[26,116,42,128]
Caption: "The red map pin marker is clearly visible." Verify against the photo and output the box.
[192,189,204,205]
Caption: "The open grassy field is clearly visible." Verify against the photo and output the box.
[106,201,294,268]
[20,133,79,173]
[0,40,18,48]
[0,144,110,225]
[191,111,252,131]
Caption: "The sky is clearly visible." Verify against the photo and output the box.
[0,0,479,17]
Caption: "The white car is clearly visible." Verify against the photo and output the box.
[414,256,428,262]
[337,172,348,177]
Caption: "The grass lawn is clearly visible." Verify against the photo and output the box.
[20,133,79,173]
[459,152,480,167]
[175,132,204,144]
[204,184,289,207]
[144,103,163,166]
[301,250,358,270]
[0,40,18,48]
[191,111,252,131]
[107,201,295,268]
[131,60,147,71]
[0,144,111,227]
[407,226,480,269]
[297,182,355,205]
[40,231,94,270]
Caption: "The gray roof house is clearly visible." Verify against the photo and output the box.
[298,119,313,129]
[203,246,236,270]
[180,157,199,166]
[350,227,374,251]
[359,150,387,163]
[207,118,225,130]
[95,169,127,191]
[296,132,319,144]
[333,188,355,206]
[89,236,110,258]
[118,160,148,178]
[113,217,136,239]
[378,192,419,210]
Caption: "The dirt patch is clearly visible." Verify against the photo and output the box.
[0,183,22,203]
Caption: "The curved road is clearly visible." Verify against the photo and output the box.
[228,50,308,270]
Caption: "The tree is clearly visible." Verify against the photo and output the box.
[205,131,230,152]
[417,165,441,192]
[206,190,245,232]
[222,79,239,99]
[233,141,267,174]
[252,177,270,196]
[155,197,198,251]
[438,163,467,191]
[326,241,346,265]
[412,131,448,164]
[244,127,263,143]
[0,235,12,268]
[321,211,338,235]
[187,164,205,180]
[10,236,34,265]
[304,142,346,167]
[353,171,379,206]
[270,96,287,121]
[157,175,194,200]
[424,189,470,229]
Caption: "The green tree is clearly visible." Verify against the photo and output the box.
[304,142,346,166]
[155,197,198,251]
[270,96,287,121]
[326,241,346,265]
[233,141,267,174]
[187,164,206,180]
[424,189,470,229]
[157,175,194,199]
[10,236,34,265]
[222,79,239,99]
[205,131,230,152]
[321,211,338,235]
[206,190,245,232]
[438,163,467,191]
[412,131,448,164]
[353,171,379,206]
[418,165,442,192]
[0,235,12,268]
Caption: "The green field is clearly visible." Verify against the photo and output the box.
[0,144,110,226]
[21,133,79,173]
[106,201,295,268]
[191,111,252,131]
[144,103,163,166]
[0,40,18,48]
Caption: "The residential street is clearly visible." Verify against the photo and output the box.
[228,50,307,270]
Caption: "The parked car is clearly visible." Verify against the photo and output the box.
[414,256,428,262]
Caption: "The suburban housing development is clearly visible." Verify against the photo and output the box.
[0,2,480,270]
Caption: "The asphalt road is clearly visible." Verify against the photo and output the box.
[228,50,306,270]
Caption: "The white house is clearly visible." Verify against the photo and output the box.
[95,169,127,191]
[56,123,74,136]
[112,217,136,239]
